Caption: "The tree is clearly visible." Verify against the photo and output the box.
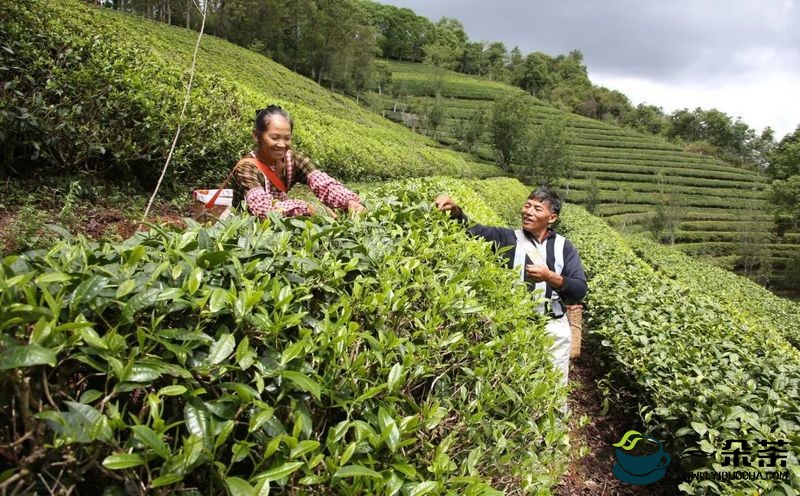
[515,116,573,186]
[515,52,552,97]
[454,109,485,153]
[547,50,592,110]
[666,108,704,142]
[484,42,508,81]
[737,204,774,287]
[767,126,800,232]
[422,17,467,70]
[666,107,765,165]
[424,93,445,139]
[592,86,633,123]
[782,252,800,290]
[768,125,800,180]
[360,1,433,60]
[490,95,528,171]
[373,61,392,95]
[422,42,460,69]
[389,80,407,113]
[459,42,486,75]
[585,175,600,214]
[646,172,680,244]
[623,104,667,135]
[749,127,775,170]
[508,46,524,80]
[770,175,800,228]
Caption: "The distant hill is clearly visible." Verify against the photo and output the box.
[371,60,799,292]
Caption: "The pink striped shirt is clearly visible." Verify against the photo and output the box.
[231,150,360,218]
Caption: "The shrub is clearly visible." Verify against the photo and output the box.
[516,117,573,187]
[560,205,800,494]
[627,234,800,348]
[0,188,568,494]
[683,140,718,157]
[0,0,486,189]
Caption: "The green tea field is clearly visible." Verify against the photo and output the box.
[1,1,799,494]
[373,61,799,292]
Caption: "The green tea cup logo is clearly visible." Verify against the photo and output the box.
[612,430,671,485]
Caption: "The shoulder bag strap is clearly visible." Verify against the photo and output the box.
[204,162,239,209]
[250,155,288,193]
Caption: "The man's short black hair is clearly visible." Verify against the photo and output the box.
[528,186,562,215]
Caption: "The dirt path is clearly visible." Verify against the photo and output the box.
[556,351,681,495]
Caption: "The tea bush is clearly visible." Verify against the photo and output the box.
[567,179,765,200]
[559,206,800,494]
[0,188,568,494]
[0,0,489,186]
[464,178,533,225]
[627,235,800,348]
[570,171,763,190]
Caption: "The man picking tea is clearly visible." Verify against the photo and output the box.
[435,187,587,385]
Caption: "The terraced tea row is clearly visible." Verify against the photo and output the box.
[627,235,800,346]
[382,61,785,277]
[566,178,766,200]
[564,190,764,210]
[560,206,800,495]
[570,146,753,169]
[605,213,774,228]
[571,169,765,189]
[673,230,800,244]
[676,242,800,257]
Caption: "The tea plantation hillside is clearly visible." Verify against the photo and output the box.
[1,0,500,187]
[373,61,800,291]
[3,2,800,494]
[3,175,800,494]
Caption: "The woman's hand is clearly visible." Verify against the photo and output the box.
[347,200,367,215]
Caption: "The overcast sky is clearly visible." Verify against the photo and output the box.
[378,0,800,138]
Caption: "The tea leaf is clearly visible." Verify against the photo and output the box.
[208,333,235,365]
[102,453,146,470]
[691,421,708,437]
[290,440,320,459]
[254,461,304,482]
[131,425,170,459]
[408,481,439,496]
[333,465,381,479]
[185,400,211,444]
[387,363,403,391]
[282,371,321,400]
[0,345,56,369]
[116,279,136,298]
[124,363,162,383]
[158,385,187,397]
[36,272,73,284]
[151,473,184,488]
[225,477,254,496]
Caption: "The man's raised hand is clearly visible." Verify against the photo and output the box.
[434,195,461,218]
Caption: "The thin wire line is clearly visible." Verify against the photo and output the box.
[141,0,207,224]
